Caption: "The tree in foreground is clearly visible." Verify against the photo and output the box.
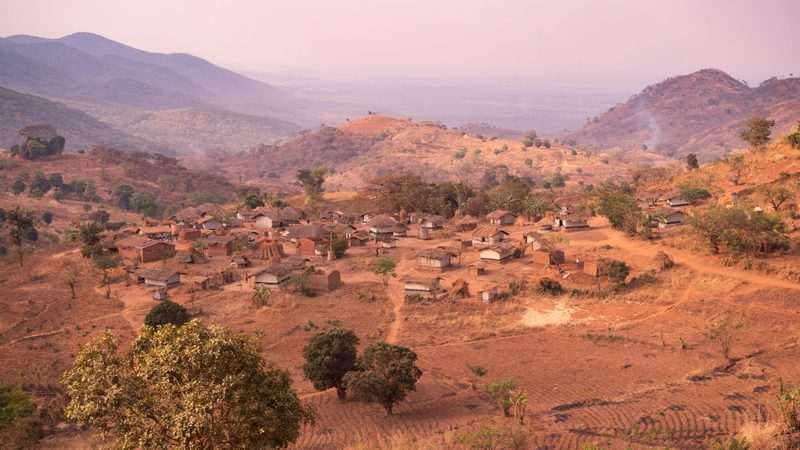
[343,343,422,415]
[62,321,314,449]
[0,381,42,448]
[739,116,775,149]
[144,300,189,328]
[486,377,516,417]
[302,327,359,400]
[686,153,699,170]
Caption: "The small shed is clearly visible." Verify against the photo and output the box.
[468,262,487,276]
[197,215,223,230]
[532,248,565,267]
[179,228,203,241]
[230,255,251,268]
[659,209,686,229]
[456,215,479,232]
[306,268,342,292]
[391,223,410,237]
[206,235,236,257]
[368,214,395,235]
[153,288,169,300]
[478,284,500,303]
[403,276,442,297]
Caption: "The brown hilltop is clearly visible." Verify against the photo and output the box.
[198,114,674,191]
[563,69,800,160]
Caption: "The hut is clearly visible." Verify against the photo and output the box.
[347,231,370,247]
[306,268,342,292]
[479,244,516,262]
[368,214,395,235]
[532,248,565,267]
[659,209,686,228]
[420,215,446,230]
[486,210,516,226]
[197,215,222,231]
[391,223,410,237]
[179,228,203,241]
[478,284,500,303]
[152,288,169,300]
[230,255,251,268]
[115,236,175,263]
[253,264,292,288]
[472,226,508,247]
[555,216,590,232]
[205,235,235,257]
[456,215,479,232]
[403,276,442,297]
[416,249,453,271]
[135,268,180,288]
[469,262,487,276]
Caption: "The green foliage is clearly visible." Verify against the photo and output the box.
[29,171,52,196]
[738,116,775,149]
[603,259,630,288]
[296,167,327,206]
[0,382,36,428]
[62,321,314,449]
[130,192,157,217]
[88,210,110,225]
[370,257,397,285]
[679,186,712,203]
[522,130,537,148]
[302,327,360,400]
[11,180,25,195]
[452,147,467,159]
[78,222,105,258]
[457,420,527,450]
[6,207,35,266]
[787,124,800,149]
[537,277,563,295]
[486,377,516,417]
[686,153,699,170]
[703,315,745,361]
[542,139,551,149]
[291,274,315,297]
[41,211,53,224]
[112,184,135,210]
[343,343,423,415]
[596,184,645,236]
[688,204,787,255]
[144,300,190,328]
[331,238,348,259]
[242,194,265,209]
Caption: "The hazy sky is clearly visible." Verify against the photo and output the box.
[1,0,798,86]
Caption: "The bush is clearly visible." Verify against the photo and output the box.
[331,238,348,259]
[144,300,189,327]
[452,148,467,159]
[537,277,563,295]
[679,186,712,203]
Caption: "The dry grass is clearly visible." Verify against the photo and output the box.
[737,421,782,450]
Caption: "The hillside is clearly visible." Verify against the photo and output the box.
[563,69,800,160]
[124,107,303,153]
[0,86,166,153]
[187,115,676,190]
[0,33,309,153]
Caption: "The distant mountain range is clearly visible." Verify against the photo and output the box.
[562,69,800,160]
[0,32,314,153]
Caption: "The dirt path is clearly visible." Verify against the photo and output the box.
[576,225,800,291]
[385,281,404,344]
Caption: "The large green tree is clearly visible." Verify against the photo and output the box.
[144,301,189,328]
[343,343,423,415]
[302,327,360,400]
[6,207,35,266]
[63,321,314,449]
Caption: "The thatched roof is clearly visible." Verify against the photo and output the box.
[473,225,508,238]
[368,214,395,228]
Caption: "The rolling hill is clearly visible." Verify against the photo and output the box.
[562,69,800,160]
[187,115,675,190]
[0,86,166,153]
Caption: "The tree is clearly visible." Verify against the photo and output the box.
[688,204,787,256]
[41,211,53,225]
[94,254,119,299]
[78,222,105,258]
[65,261,80,300]
[130,192,157,217]
[486,377,516,417]
[702,315,745,362]
[112,185,135,210]
[331,238,348,259]
[522,130,537,148]
[370,257,397,285]
[62,321,314,449]
[728,155,746,184]
[787,121,800,149]
[596,184,645,236]
[604,259,630,288]
[760,183,795,210]
[542,139,551,149]
[11,180,25,196]
[251,285,272,309]
[686,153,699,170]
[343,343,422,415]
[48,172,63,188]
[466,365,487,391]
[0,380,42,448]
[0,381,37,428]
[242,194,265,210]
[144,301,189,327]
[296,167,327,206]
[88,210,110,225]
[6,207,35,266]
[679,186,712,203]
[739,117,775,149]
[302,327,360,400]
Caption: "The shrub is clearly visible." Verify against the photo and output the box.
[452,148,467,159]
[144,301,189,328]
[41,211,53,224]
[537,277,563,295]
